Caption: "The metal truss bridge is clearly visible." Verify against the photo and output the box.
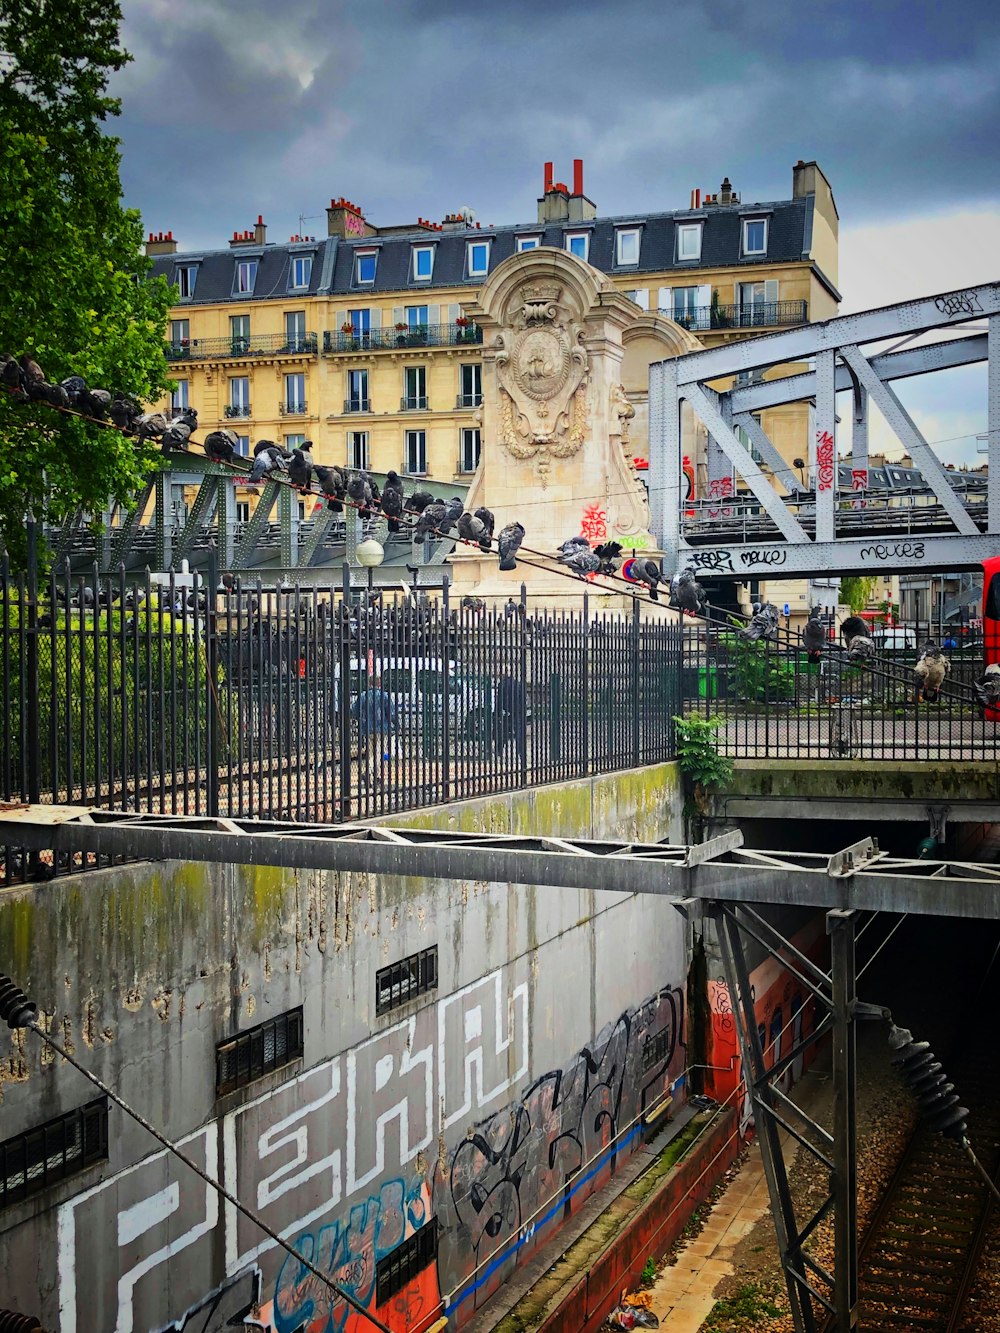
[649,280,1000,579]
[6,804,1000,1333]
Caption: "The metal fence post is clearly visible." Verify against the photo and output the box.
[631,598,641,767]
[582,590,590,776]
[205,546,220,817]
[24,517,40,808]
[441,578,451,802]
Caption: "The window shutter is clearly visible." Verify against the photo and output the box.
[658,287,672,312]
[448,303,460,324]
[696,284,712,310]
[370,308,381,329]
[764,279,779,303]
[332,309,341,333]
[427,304,439,327]
[393,306,403,327]
[634,289,650,311]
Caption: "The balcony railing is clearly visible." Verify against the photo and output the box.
[279,401,308,415]
[401,396,428,411]
[657,300,808,332]
[164,333,318,362]
[323,322,483,353]
[456,393,482,408]
[224,404,251,418]
[343,398,371,413]
[457,455,480,474]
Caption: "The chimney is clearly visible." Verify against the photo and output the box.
[689,188,701,209]
[326,197,377,239]
[544,161,554,193]
[573,158,584,196]
[145,230,178,257]
[719,177,733,206]
[567,156,596,223]
[229,228,257,248]
[538,166,570,224]
[254,214,266,245]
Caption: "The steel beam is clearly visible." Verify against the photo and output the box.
[680,531,997,580]
[298,503,337,567]
[172,476,219,567]
[279,484,300,567]
[814,350,836,544]
[231,481,279,571]
[829,910,859,1332]
[989,314,1000,532]
[6,808,1000,918]
[732,412,807,496]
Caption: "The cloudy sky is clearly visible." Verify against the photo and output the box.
[113,0,1000,464]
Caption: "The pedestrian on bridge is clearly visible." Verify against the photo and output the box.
[351,677,399,790]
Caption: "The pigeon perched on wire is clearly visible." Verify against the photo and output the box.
[741,602,780,642]
[497,521,526,571]
[78,387,111,420]
[250,445,285,483]
[439,496,464,536]
[840,615,868,646]
[633,558,663,601]
[801,606,826,663]
[381,471,405,533]
[288,446,313,491]
[136,411,168,443]
[558,545,604,578]
[847,631,875,665]
[669,566,707,615]
[405,490,435,515]
[161,407,198,452]
[414,501,447,540]
[457,511,492,551]
[253,438,280,458]
[474,507,495,545]
[108,395,141,432]
[204,428,238,463]
[974,663,1000,709]
[914,639,950,703]
[347,472,373,518]
[314,463,346,511]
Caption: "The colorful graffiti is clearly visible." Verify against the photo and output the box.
[816,429,835,492]
[580,501,608,542]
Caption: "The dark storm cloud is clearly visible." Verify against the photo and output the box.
[113,0,1000,250]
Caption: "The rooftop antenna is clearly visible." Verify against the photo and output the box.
[297,212,323,236]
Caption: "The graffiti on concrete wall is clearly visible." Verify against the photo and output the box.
[52,970,684,1333]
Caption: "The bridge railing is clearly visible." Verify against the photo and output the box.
[0,546,681,881]
[679,625,995,761]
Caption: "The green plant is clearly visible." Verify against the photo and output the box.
[704,1282,782,1328]
[640,1257,657,1285]
[672,714,734,808]
[721,630,795,703]
[840,575,879,613]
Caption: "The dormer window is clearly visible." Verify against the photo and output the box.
[355,249,378,285]
[412,246,434,281]
[516,236,541,252]
[176,264,198,298]
[676,223,702,262]
[291,255,313,288]
[466,240,491,278]
[236,260,257,294]
[615,228,641,266]
[742,218,768,257]
[565,232,589,261]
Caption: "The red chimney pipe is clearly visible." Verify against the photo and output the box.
[573,158,583,196]
[544,161,554,193]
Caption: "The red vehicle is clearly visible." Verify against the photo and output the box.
[982,556,1000,718]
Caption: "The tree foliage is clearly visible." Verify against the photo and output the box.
[840,575,879,613]
[0,0,173,565]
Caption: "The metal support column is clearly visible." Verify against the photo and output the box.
[814,349,837,544]
[154,472,172,571]
[279,483,299,568]
[649,358,680,565]
[216,472,237,571]
[829,909,859,1332]
[989,313,1000,533]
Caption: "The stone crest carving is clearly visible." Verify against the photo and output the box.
[494,282,589,460]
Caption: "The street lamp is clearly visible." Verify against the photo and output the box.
[356,538,385,596]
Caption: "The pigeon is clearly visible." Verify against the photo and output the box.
[405,490,435,515]
[558,536,590,558]
[558,545,604,578]
[741,602,780,642]
[414,501,447,540]
[847,632,875,665]
[669,566,706,615]
[974,663,1000,709]
[633,558,663,601]
[461,596,486,613]
[474,507,495,545]
[347,473,373,518]
[840,615,868,646]
[254,438,280,457]
[314,462,344,497]
[287,446,313,491]
[439,496,464,536]
[19,353,44,384]
[136,411,168,443]
[78,387,111,419]
[498,521,526,572]
[108,395,140,432]
[381,471,405,533]
[250,446,284,483]
[0,355,27,400]
[801,606,826,663]
[204,428,238,463]
[457,511,492,551]
[914,639,950,703]
[161,407,197,452]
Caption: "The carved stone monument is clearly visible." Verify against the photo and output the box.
[449,249,699,602]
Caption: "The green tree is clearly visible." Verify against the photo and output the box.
[0,0,173,566]
[840,575,879,613]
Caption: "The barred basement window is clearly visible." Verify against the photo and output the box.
[376,1218,438,1305]
[375,947,438,1016]
[1,1097,108,1208]
[642,1026,671,1073]
[216,1008,304,1095]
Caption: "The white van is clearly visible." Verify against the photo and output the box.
[335,656,503,739]
[872,628,917,650]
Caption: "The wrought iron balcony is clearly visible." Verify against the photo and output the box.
[224,404,251,418]
[164,333,318,362]
[400,396,428,411]
[343,398,371,413]
[279,401,308,415]
[457,454,479,474]
[456,393,482,408]
[657,300,808,332]
[322,322,483,353]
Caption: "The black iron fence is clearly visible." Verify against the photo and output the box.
[0,544,681,881]
[680,623,997,761]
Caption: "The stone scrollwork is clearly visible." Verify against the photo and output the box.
[495,281,589,459]
[610,382,635,450]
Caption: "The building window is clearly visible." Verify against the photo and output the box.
[284,372,306,413]
[624,290,650,311]
[236,260,258,294]
[405,430,427,476]
[285,311,306,352]
[230,314,250,355]
[235,500,250,524]
[459,363,481,408]
[405,305,429,332]
[347,368,369,412]
[376,1218,439,1305]
[460,428,481,474]
[228,377,250,417]
[236,435,250,456]
[742,218,768,256]
[348,430,370,470]
[466,240,490,278]
[412,246,434,281]
[1,1097,108,1209]
[170,379,189,411]
[376,946,438,1016]
[348,308,371,345]
[642,1026,671,1073]
[565,232,589,261]
[176,265,198,298]
[216,1007,304,1096]
[285,433,306,451]
[738,279,778,324]
[170,318,189,349]
[403,366,427,410]
[291,254,313,288]
[355,249,378,285]
[516,236,540,251]
[615,228,641,266]
[676,223,702,262]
